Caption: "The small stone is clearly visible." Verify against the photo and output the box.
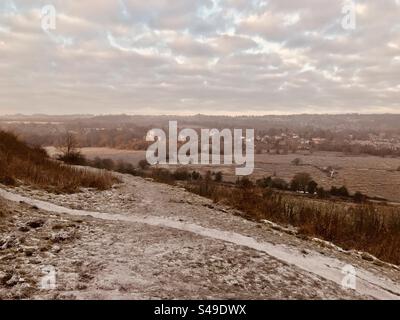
[373,260,385,267]
[6,274,19,287]
[361,252,375,262]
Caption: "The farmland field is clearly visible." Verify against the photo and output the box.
[167,152,400,202]
[252,152,400,202]
[46,147,400,202]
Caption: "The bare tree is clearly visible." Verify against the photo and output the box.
[58,131,78,157]
[57,131,85,164]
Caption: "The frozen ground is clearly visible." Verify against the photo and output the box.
[1,173,399,300]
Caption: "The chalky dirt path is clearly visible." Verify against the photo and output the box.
[1,173,399,299]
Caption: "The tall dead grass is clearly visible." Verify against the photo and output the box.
[0,131,119,193]
[187,181,400,265]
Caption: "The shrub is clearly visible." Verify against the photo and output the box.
[191,171,201,181]
[236,177,254,189]
[57,151,87,165]
[214,171,223,182]
[317,187,328,199]
[138,159,150,170]
[256,176,272,188]
[291,172,312,192]
[307,180,318,194]
[354,191,367,203]
[0,175,16,186]
[150,168,174,184]
[331,185,350,198]
[173,168,190,181]
[115,160,136,175]
[338,186,349,197]
[257,176,288,190]
[271,178,288,190]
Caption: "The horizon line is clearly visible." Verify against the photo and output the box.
[1,112,400,118]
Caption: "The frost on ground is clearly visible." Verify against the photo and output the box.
[0,173,399,300]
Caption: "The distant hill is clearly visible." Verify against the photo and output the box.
[1,113,400,131]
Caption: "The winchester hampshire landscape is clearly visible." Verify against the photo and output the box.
[1,0,400,304]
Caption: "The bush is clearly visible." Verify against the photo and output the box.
[307,180,318,194]
[256,177,273,188]
[271,178,288,190]
[317,187,328,199]
[236,177,254,189]
[331,186,350,198]
[90,157,115,170]
[191,171,201,181]
[173,168,190,181]
[57,151,87,165]
[138,159,150,170]
[338,186,349,197]
[115,160,136,175]
[0,176,16,186]
[214,171,223,182]
[290,172,312,192]
[151,168,174,184]
[353,191,367,203]
[257,176,288,190]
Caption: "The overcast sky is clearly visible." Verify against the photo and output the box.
[0,0,399,115]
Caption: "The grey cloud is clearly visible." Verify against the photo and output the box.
[0,0,399,115]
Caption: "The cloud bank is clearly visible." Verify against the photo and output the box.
[0,0,399,115]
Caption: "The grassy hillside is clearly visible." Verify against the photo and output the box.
[135,167,400,265]
[186,179,400,265]
[0,131,119,193]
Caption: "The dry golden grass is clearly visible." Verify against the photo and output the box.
[186,180,400,265]
[0,131,119,193]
